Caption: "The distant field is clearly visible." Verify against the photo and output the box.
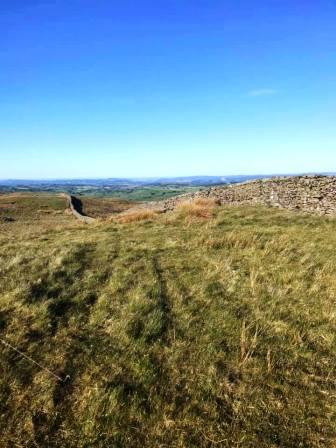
[86,186,199,201]
[0,185,202,202]
[0,196,335,447]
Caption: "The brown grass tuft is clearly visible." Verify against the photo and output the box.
[175,197,218,219]
[116,209,158,223]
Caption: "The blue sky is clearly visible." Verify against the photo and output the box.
[1,0,335,179]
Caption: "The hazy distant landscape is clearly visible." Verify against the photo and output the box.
[2,0,336,446]
[0,175,261,201]
[1,174,334,201]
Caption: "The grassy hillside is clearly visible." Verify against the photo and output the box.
[0,193,72,236]
[0,193,66,220]
[79,197,134,218]
[0,196,335,447]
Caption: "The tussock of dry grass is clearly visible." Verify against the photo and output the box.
[0,197,336,447]
[174,197,218,219]
[116,208,158,223]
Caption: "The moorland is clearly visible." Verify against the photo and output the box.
[0,191,335,447]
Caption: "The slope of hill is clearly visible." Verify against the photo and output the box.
[0,194,335,447]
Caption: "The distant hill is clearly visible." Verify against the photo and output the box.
[1,174,335,202]
[0,175,252,188]
[0,176,265,201]
[1,173,335,189]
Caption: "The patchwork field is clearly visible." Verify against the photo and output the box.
[0,194,335,447]
[0,184,202,202]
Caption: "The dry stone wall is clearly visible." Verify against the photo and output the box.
[151,176,336,216]
[67,195,96,223]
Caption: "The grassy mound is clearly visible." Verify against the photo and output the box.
[0,199,335,447]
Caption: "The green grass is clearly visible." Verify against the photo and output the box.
[0,200,336,447]
[76,186,200,201]
[1,185,201,201]
[0,193,65,218]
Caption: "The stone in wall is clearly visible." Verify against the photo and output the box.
[148,175,336,216]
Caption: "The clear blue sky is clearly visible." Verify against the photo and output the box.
[1,0,335,179]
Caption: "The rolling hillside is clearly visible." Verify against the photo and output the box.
[0,193,335,447]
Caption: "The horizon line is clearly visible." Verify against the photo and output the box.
[0,172,335,182]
